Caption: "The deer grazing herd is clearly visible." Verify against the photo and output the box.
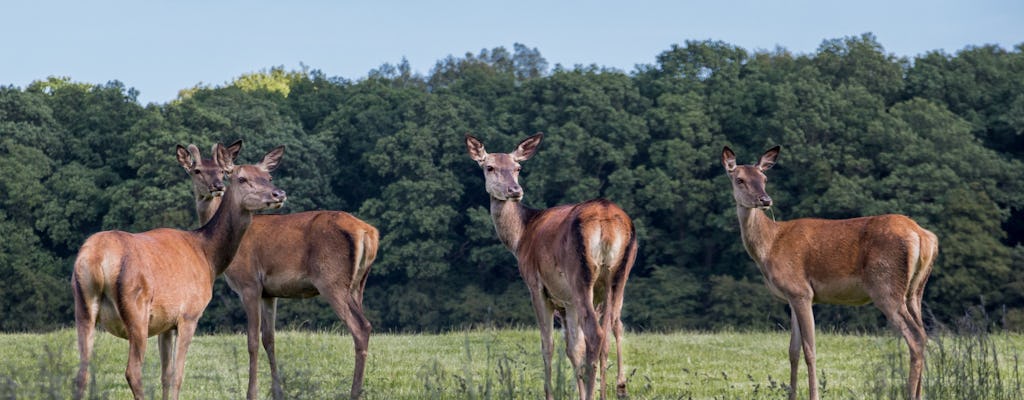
[71,136,938,400]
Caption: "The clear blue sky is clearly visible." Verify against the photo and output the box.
[3,0,1021,105]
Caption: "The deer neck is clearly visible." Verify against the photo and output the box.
[736,206,779,267]
[195,195,220,226]
[195,189,253,276]
[489,197,537,253]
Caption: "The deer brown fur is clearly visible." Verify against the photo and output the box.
[466,133,638,400]
[179,145,378,400]
[73,142,286,400]
[722,145,938,400]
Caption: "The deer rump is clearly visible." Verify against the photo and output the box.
[73,228,214,339]
[517,199,636,310]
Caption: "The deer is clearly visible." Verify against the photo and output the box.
[177,141,379,400]
[721,145,938,400]
[465,133,638,400]
[72,141,286,400]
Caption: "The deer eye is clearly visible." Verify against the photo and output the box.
[238,177,248,184]
[735,178,744,185]
[192,169,201,175]
[486,166,495,172]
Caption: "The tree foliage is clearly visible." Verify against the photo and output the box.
[1,37,1022,333]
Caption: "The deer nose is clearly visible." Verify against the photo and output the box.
[272,189,287,201]
[211,182,225,192]
[758,195,773,207]
[506,185,523,199]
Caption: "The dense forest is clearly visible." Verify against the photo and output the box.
[1,34,1022,334]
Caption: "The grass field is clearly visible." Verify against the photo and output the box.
[0,327,1021,399]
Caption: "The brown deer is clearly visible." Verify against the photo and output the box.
[178,143,378,400]
[73,142,286,400]
[465,133,638,400]
[721,145,938,400]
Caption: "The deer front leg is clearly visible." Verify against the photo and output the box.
[239,289,264,400]
[788,307,801,400]
[159,330,177,399]
[168,318,200,400]
[261,297,284,400]
[125,328,149,399]
[529,289,557,400]
[790,298,818,400]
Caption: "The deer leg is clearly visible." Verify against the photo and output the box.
[611,314,626,398]
[789,298,818,400]
[787,307,802,400]
[168,318,200,400]
[879,300,927,400]
[562,307,589,399]
[72,282,99,400]
[530,290,557,400]
[124,323,149,399]
[261,297,284,400]
[158,330,177,399]
[321,289,372,400]
[239,289,263,400]
[909,282,929,399]
[606,269,630,399]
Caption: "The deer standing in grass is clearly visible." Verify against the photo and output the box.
[466,133,638,400]
[178,141,378,400]
[721,145,937,400]
[73,142,286,400]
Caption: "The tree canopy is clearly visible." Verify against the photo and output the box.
[1,36,1022,333]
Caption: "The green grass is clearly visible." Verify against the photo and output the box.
[0,328,1021,399]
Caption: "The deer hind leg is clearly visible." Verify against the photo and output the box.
[261,297,284,400]
[789,298,818,400]
[907,241,933,400]
[321,288,372,400]
[72,279,99,400]
[562,307,589,399]
[877,297,927,400]
[570,292,602,400]
[602,270,626,400]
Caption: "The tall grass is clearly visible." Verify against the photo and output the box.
[0,326,1021,399]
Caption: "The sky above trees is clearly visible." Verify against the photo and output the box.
[2,0,1022,104]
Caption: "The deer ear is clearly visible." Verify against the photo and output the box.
[757,146,780,171]
[258,145,285,172]
[213,143,237,173]
[220,140,242,171]
[465,134,488,165]
[512,133,543,162]
[176,145,195,170]
[722,146,737,173]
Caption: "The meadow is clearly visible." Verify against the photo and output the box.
[1,326,1021,399]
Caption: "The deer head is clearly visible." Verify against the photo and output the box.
[465,133,543,201]
[176,139,242,200]
[227,144,287,211]
[722,145,779,209]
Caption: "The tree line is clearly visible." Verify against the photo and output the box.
[1,34,1022,333]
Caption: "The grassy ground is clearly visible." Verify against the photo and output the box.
[0,328,1021,399]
